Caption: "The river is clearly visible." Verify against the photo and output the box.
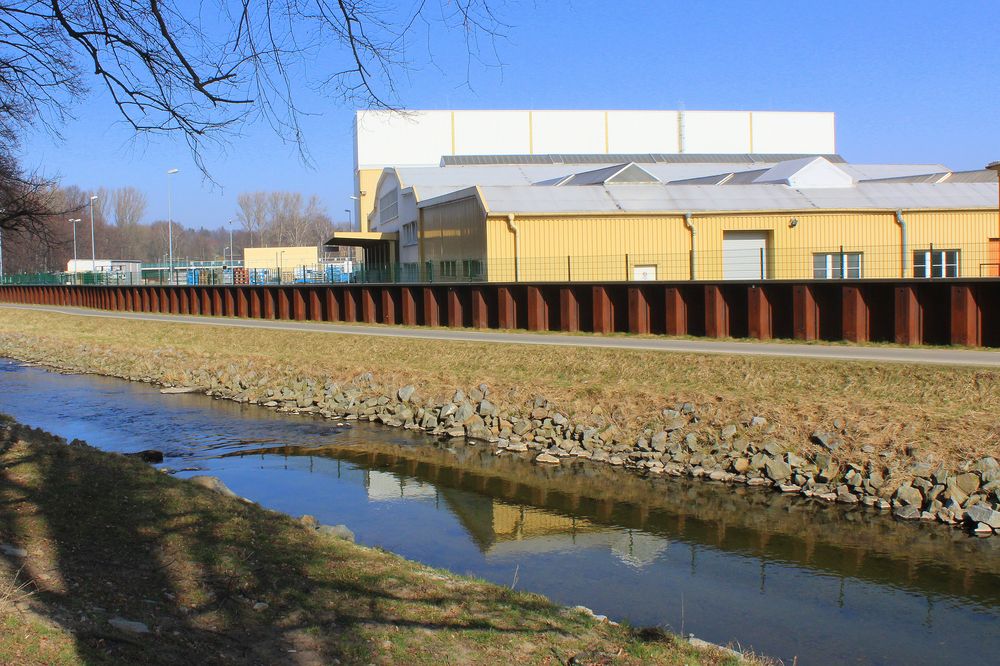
[1,359,997,665]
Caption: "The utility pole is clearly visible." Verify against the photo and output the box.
[167,168,179,283]
[89,195,98,269]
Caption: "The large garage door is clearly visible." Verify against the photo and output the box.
[723,231,769,280]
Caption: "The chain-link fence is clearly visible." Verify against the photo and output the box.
[3,242,998,286]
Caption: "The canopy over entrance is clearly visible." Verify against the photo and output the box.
[324,231,399,264]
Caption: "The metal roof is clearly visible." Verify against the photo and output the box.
[440,153,846,166]
[863,169,997,184]
[418,181,998,214]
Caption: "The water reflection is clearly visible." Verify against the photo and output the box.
[223,439,1000,608]
[1,360,999,665]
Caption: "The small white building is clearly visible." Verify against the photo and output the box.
[67,259,142,276]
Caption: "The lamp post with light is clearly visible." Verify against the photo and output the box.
[167,168,179,284]
[88,196,99,273]
[69,218,82,281]
[228,219,235,265]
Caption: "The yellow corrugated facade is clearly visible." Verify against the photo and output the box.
[417,195,998,282]
[356,168,383,232]
[244,246,319,270]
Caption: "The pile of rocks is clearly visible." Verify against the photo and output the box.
[195,371,1000,539]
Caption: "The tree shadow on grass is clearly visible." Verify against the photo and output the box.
[0,421,572,665]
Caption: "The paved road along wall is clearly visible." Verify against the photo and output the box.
[1,280,997,347]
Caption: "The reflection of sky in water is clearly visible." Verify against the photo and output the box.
[1,360,998,666]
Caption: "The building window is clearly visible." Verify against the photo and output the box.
[914,249,959,278]
[813,252,862,279]
[402,221,418,246]
[379,188,398,225]
[462,259,483,279]
[439,260,457,278]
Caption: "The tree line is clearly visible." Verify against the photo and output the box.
[2,186,347,275]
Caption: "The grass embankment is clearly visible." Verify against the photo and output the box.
[0,417,746,665]
[0,308,997,469]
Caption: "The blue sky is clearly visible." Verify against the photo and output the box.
[18,1,1000,230]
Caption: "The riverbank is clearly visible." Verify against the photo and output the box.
[0,415,752,665]
[0,307,997,538]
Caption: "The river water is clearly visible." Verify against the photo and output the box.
[0,359,998,665]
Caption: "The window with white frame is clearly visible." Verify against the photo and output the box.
[378,188,399,226]
[913,249,959,278]
[402,221,418,246]
[813,252,862,279]
[439,260,457,278]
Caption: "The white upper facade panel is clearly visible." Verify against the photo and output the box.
[355,109,837,169]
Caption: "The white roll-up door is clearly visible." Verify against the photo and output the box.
[723,231,769,280]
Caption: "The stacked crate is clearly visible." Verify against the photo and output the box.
[233,267,249,284]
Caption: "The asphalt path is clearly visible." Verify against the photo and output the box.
[2,303,998,367]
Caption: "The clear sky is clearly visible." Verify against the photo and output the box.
[17,0,1000,230]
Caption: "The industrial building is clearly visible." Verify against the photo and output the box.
[329,110,999,282]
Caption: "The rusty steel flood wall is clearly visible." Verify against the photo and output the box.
[1,281,998,348]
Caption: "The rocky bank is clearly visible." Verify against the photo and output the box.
[1,336,998,539]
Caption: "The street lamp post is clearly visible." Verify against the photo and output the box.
[349,194,360,231]
[167,168,179,284]
[69,218,82,282]
[345,208,352,227]
[89,195,98,269]
[228,219,234,265]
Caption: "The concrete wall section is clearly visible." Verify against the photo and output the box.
[681,111,752,153]
[751,112,836,154]
[355,111,453,168]
[453,111,532,154]
[606,111,681,153]
[529,111,607,154]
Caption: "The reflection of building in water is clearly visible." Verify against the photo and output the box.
[365,470,438,501]
[441,489,669,568]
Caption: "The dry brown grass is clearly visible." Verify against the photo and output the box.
[0,307,997,469]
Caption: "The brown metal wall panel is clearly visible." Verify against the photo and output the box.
[277,289,290,320]
[423,287,441,327]
[343,289,358,322]
[950,284,982,347]
[559,287,580,332]
[628,286,650,335]
[447,288,463,328]
[894,285,922,345]
[470,288,489,329]
[704,285,729,338]
[527,286,547,331]
[747,286,772,340]
[381,289,397,325]
[401,288,417,325]
[793,285,818,341]
[325,288,340,322]
[361,288,377,323]
[308,289,322,321]
[497,287,516,329]
[263,290,276,319]
[592,286,612,334]
[293,289,307,321]
[236,288,249,318]
[842,285,869,343]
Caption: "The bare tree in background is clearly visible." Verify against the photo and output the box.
[112,187,148,228]
[236,192,268,247]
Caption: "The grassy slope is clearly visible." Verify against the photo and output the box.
[0,418,746,665]
[0,308,997,468]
